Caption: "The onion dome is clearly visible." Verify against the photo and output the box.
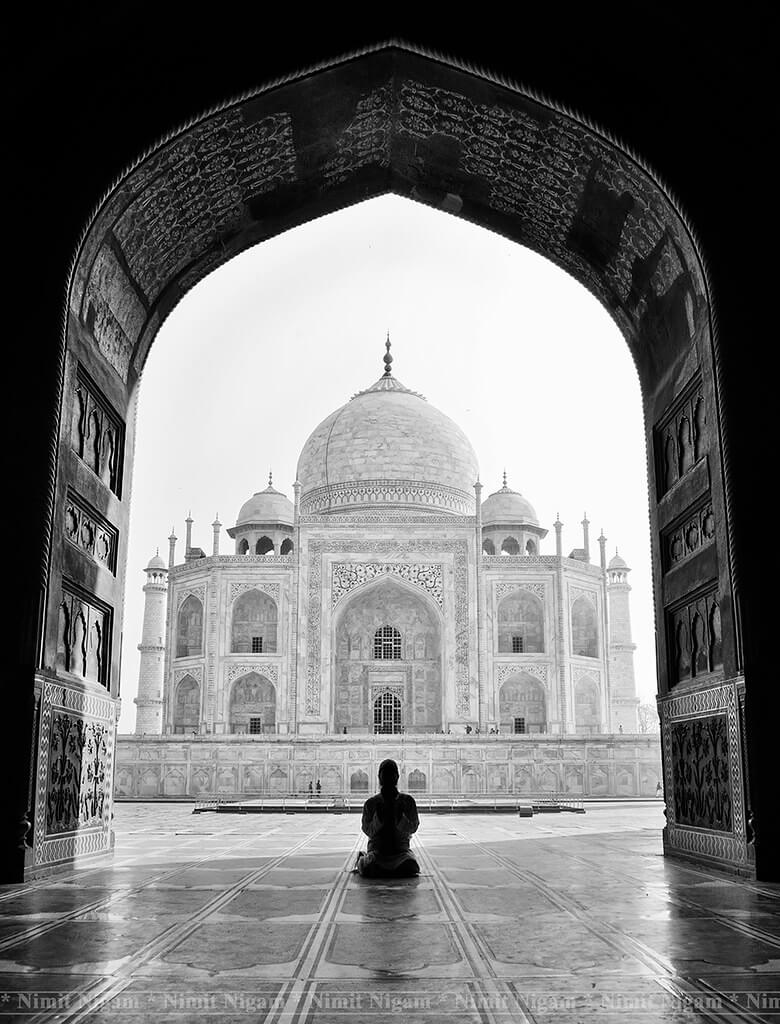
[145,550,166,571]
[481,472,539,526]
[296,338,479,516]
[235,473,294,527]
[608,549,630,571]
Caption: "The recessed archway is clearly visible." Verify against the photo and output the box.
[15,42,757,881]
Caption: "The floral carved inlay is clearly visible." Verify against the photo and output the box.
[230,581,280,603]
[332,563,443,609]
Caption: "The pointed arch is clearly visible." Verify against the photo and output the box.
[231,588,278,653]
[499,672,547,734]
[176,594,203,658]
[229,671,276,734]
[173,674,200,734]
[497,588,544,653]
[574,674,601,735]
[571,596,598,658]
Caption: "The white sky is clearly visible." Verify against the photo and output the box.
[118,194,656,733]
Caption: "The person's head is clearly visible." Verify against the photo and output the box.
[378,758,399,791]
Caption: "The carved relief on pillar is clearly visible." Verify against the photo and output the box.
[64,490,118,574]
[654,373,706,498]
[663,499,716,572]
[660,680,746,866]
[34,681,116,866]
[70,365,124,497]
[667,587,722,686]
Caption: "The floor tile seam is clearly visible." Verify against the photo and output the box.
[0,829,274,953]
[16,829,328,1024]
[653,973,765,1024]
[449,830,680,978]
[263,835,364,1024]
[0,827,278,904]
[583,834,780,899]
[414,836,504,991]
[525,840,780,952]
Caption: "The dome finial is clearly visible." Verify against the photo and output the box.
[383,332,393,377]
[268,469,273,488]
[502,468,508,489]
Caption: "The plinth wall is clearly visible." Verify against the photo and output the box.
[115,734,662,800]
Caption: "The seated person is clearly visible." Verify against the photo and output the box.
[355,759,420,878]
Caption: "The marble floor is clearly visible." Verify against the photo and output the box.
[1,803,778,1023]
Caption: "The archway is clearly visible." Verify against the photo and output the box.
[499,673,547,734]
[230,589,278,654]
[228,672,276,734]
[172,675,200,734]
[333,576,442,734]
[14,42,757,881]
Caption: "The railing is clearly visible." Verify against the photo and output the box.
[192,791,585,814]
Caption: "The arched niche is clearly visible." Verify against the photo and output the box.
[237,538,249,555]
[333,576,442,734]
[19,42,757,881]
[176,595,203,658]
[571,596,598,658]
[497,589,544,653]
[499,673,547,734]
[231,589,278,653]
[173,674,200,734]
[229,671,276,734]
[482,538,496,555]
[574,675,601,735]
[255,536,274,555]
[501,537,520,555]
[280,538,294,555]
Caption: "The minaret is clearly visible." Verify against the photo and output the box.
[212,514,221,556]
[607,549,639,732]
[184,511,194,561]
[581,513,590,562]
[554,514,563,558]
[134,550,168,734]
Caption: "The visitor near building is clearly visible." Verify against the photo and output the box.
[355,759,420,877]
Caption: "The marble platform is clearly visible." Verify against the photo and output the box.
[0,803,777,1022]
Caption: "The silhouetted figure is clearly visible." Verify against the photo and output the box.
[655,781,662,797]
[308,781,313,796]
[355,759,419,878]
[316,779,322,796]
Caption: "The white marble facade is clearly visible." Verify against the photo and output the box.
[132,348,641,765]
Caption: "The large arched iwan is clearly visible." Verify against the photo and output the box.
[25,44,752,879]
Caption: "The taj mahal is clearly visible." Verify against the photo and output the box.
[117,342,661,800]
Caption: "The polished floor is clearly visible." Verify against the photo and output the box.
[0,803,778,1022]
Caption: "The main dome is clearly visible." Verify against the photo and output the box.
[296,347,478,516]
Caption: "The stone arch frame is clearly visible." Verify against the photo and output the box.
[14,42,759,880]
[573,673,601,735]
[498,671,548,734]
[227,670,277,734]
[331,571,445,734]
[255,536,275,555]
[230,586,279,654]
[501,536,520,555]
[172,673,201,734]
[176,594,203,658]
[496,586,545,654]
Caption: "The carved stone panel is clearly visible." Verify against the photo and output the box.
[670,715,732,831]
[667,587,722,686]
[663,499,716,572]
[332,563,443,609]
[57,582,112,689]
[70,365,124,497]
[654,373,706,498]
[64,490,118,574]
[35,681,116,866]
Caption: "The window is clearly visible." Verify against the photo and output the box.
[512,635,524,653]
[374,691,402,733]
[251,636,263,653]
[513,717,526,734]
[248,717,263,734]
[374,625,402,660]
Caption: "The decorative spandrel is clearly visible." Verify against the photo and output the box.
[670,715,732,831]
[70,366,124,497]
[332,562,443,609]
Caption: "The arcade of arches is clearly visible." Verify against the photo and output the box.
[11,41,774,887]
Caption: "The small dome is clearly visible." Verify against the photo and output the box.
[146,551,166,571]
[296,342,478,516]
[236,477,294,527]
[481,475,539,526]
[608,550,629,571]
